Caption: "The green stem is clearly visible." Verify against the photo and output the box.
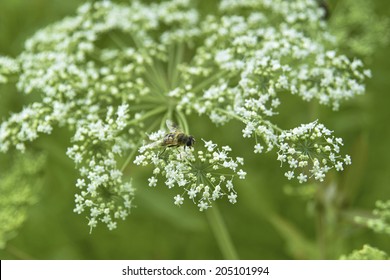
[206,204,239,260]
[128,106,166,126]
[120,145,140,173]
[121,110,164,172]
[168,43,184,88]
[191,70,230,94]
[216,108,283,133]
[108,32,127,49]
[176,110,189,134]
[6,244,34,260]
[109,32,169,93]
[146,61,170,93]
[128,103,162,111]
[159,107,174,130]
[129,33,170,93]
[215,108,246,123]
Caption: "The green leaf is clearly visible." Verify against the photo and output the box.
[0,152,46,249]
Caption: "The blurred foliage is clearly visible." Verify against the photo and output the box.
[355,200,390,234]
[328,0,390,59]
[0,152,45,250]
[0,0,390,260]
[340,244,389,260]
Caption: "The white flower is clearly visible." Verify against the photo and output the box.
[88,218,97,232]
[203,139,217,152]
[174,195,184,206]
[278,121,351,183]
[228,192,237,204]
[297,173,307,183]
[76,179,86,188]
[285,171,295,180]
[135,137,245,210]
[0,0,368,230]
[198,201,210,211]
[242,122,255,138]
[188,188,197,200]
[74,204,84,214]
[344,155,352,165]
[254,143,264,153]
[237,169,247,179]
[107,221,117,231]
[335,161,344,171]
[148,176,158,187]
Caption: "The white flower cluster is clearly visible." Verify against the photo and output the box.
[135,138,245,211]
[0,56,19,83]
[175,0,370,144]
[277,121,352,183]
[0,0,369,230]
[1,0,198,230]
[66,104,136,231]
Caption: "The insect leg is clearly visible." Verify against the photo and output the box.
[158,147,167,158]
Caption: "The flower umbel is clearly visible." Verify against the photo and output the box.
[277,121,351,183]
[0,0,370,231]
[135,137,245,210]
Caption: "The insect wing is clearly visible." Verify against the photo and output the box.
[166,120,179,132]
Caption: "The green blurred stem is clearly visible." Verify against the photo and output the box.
[120,144,140,173]
[175,110,189,134]
[127,106,166,126]
[6,244,34,260]
[191,70,230,94]
[121,112,162,173]
[216,108,283,133]
[206,204,239,260]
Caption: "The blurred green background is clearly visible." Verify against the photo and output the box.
[0,0,389,259]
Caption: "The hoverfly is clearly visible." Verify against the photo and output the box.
[161,120,195,149]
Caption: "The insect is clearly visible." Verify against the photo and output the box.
[161,120,195,149]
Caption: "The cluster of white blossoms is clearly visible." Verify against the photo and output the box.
[135,136,245,210]
[65,104,136,231]
[277,120,351,183]
[0,0,369,230]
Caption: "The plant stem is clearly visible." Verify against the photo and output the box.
[191,70,230,94]
[121,113,162,172]
[168,43,184,88]
[6,244,34,260]
[206,204,239,260]
[120,144,140,173]
[216,107,283,133]
[176,109,189,134]
[127,105,166,126]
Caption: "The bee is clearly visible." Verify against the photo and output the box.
[161,120,195,149]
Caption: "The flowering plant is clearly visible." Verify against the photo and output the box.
[0,0,370,233]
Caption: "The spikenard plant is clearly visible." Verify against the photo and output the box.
[0,0,370,234]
